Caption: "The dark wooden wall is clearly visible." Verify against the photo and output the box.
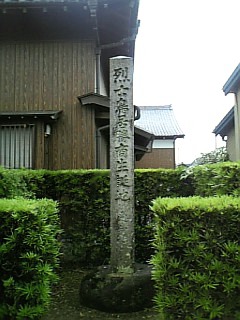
[135,148,176,169]
[0,40,96,169]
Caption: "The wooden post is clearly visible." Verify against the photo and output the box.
[110,56,135,274]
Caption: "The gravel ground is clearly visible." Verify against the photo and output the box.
[41,267,160,320]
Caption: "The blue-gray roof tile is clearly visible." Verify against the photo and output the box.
[135,105,184,138]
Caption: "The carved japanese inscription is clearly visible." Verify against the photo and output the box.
[110,56,135,274]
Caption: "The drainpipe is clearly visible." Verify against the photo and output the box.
[95,47,101,94]
[88,0,101,94]
[173,139,176,169]
[88,1,139,94]
[96,124,109,168]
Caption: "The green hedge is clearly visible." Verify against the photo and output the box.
[184,162,240,197]
[151,196,240,320]
[0,167,32,199]
[134,168,193,262]
[49,170,111,265]
[48,168,193,264]
[0,163,239,265]
[0,167,49,201]
[0,168,191,265]
[0,198,61,320]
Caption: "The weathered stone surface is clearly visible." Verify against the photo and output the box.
[79,264,155,313]
[79,58,154,314]
[110,56,135,273]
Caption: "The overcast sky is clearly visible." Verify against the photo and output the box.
[133,0,239,164]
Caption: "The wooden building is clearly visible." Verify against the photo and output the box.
[0,0,152,170]
[135,106,185,169]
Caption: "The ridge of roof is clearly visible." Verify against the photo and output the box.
[138,105,172,110]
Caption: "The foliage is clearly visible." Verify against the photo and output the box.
[52,170,111,266]
[0,167,34,199]
[134,168,193,262]
[0,163,239,266]
[20,169,48,199]
[1,164,240,318]
[52,168,193,265]
[151,196,240,319]
[192,147,229,165]
[181,162,240,197]
[0,198,61,319]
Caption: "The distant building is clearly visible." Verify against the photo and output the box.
[213,107,235,160]
[213,63,240,161]
[135,106,185,169]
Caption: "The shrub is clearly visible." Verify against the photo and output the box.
[186,162,240,197]
[49,168,193,265]
[44,170,111,266]
[151,196,240,319]
[1,164,239,266]
[0,198,61,319]
[0,167,33,199]
[192,147,229,165]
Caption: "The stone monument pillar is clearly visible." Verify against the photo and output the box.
[109,56,135,274]
[79,56,154,313]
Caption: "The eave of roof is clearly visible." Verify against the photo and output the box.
[0,0,139,49]
[213,107,234,138]
[0,110,62,122]
[0,0,140,94]
[223,63,240,95]
[0,0,84,3]
[0,0,134,4]
[78,92,154,142]
[134,125,154,140]
[78,93,109,109]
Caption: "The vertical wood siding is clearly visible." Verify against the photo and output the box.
[135,148,176,169]
[0,41,95,169]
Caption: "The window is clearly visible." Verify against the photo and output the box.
[0,124,35,169]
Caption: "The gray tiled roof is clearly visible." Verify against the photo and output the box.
[135,105,184,138]
[213,106,234,138]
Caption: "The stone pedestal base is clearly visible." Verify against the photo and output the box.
[79,263,155,313]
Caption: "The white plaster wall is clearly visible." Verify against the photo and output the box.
[153,139,174,149]
[95,64,107,96]
[226,125,236,161]
[235,90,240,160]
